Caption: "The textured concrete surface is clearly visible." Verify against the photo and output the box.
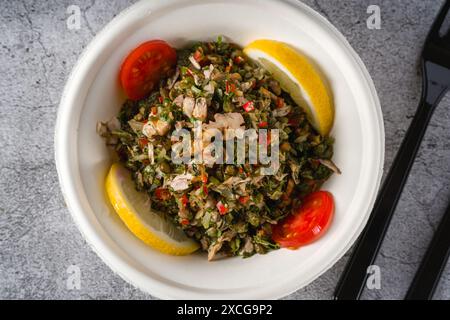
[0,0,449,300]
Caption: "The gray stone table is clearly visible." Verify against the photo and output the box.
[1,0,449,300]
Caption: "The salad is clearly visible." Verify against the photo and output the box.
[98,37,340,260]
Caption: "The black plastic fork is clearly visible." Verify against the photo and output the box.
[334,0,450,300]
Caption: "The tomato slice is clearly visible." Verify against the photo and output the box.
[272,191,334,249]
[119,40,177,100]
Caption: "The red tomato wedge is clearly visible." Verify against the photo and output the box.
[272,191,334,249]
[119,40,177,100]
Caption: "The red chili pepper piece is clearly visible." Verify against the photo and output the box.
[180,194,189,207]
[239,196,250,205]
[258,121,268,128]
[242,101,255,112]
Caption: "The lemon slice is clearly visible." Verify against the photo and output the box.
[105,163,199,255]
[244,39,334,136]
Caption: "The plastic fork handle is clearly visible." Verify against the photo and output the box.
[405,201,450,300]
[333,75,447,300]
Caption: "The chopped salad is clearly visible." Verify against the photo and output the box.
[98,37,339,260]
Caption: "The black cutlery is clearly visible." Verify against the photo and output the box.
[405,200,450,300]
[334,0,450,300]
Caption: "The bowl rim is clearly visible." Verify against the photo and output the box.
[55,0,385,299]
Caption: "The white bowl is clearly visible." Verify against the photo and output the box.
[55,0,384,299]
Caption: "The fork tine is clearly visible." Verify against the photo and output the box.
[445,30,450,42]
[430,0,450,36]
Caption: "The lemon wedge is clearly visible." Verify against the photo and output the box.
[105,163,199,255]
[244,39,334,136]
